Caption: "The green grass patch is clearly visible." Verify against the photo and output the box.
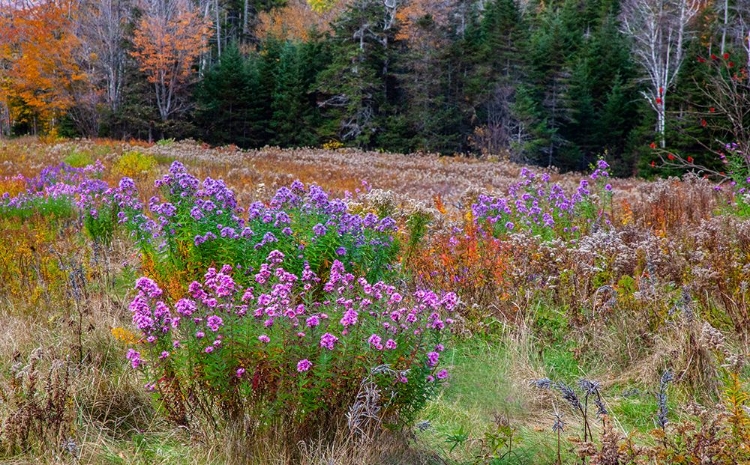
[0,195,75,221]
[99,432,207,465]
[418,338,569,464]
[63,150,95,168]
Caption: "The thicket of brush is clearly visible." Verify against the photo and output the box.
[0,138,747,464]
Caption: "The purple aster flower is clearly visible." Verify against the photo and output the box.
[340,309,358,327]
[135,277,163,298]
[126,349,142,369]
[263,231,278,243]
[312,223,327,236]
[258,334,270,343]
[297,359,313,372]
[320,332,338,350]
[175,298,196,317]
[207,315,223,332]
[368,334,382,348]
[190,206,204,220]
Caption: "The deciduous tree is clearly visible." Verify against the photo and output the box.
[0,0,88,134]
[131,0,212,122]
[78,0,133,114]
[620,0,704,148]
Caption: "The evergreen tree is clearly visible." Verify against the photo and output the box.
[270,38,330,147]
[316,0,400,148]
[468,0,529,157]
[514,2,574,166]
[560,6,639,170]
[194,43,259,147]
[395,6,466,154]
[255,38,285,145]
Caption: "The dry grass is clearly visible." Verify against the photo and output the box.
[0,137,748,464]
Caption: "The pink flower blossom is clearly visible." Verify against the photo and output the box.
[320,332,338,350]
[297,359,313,372]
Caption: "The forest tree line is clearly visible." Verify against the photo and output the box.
[1,0,749,175]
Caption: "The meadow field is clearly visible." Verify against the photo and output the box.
[0,138,748,465]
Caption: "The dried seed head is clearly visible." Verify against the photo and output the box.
[700,322,725,350]
[556,382,581,410]
[578,378,600,395]
[595,397,608,416]
[552,412,565,432]
[532,378,552,389]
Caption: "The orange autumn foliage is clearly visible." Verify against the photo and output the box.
[257,0,343,41]
[0,0,88,133]
[130,0,211,121]
[395,0,456,43]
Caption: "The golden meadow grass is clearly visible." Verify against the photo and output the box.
[0,138,747,464]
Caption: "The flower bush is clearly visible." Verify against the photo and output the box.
[113,150,157,178]
[471,160,612,241]
[126,250,456,433]
[0,161,105,221]
[125,161,400,289]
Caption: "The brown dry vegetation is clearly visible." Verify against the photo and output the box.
[0,138,747,464]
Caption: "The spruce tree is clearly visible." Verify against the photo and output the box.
[469,0,529,158]
[316,0,400,148]
[268,37,331,147]
[194,43,259,147]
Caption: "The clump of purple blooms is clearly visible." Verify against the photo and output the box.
[127,249,455,427]
[0,161,108,218]
[127,161,399,283]
[471,160,612,241]
[0,160,144,243]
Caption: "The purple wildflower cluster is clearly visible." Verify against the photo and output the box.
[26,160,104,192]
[129,161,398,282]
[1,161,103,212]
[79,176,144,220]
[128,250,455,401]
[245,181,397,240]
[0,161,145,239]
[471,160,611,240]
